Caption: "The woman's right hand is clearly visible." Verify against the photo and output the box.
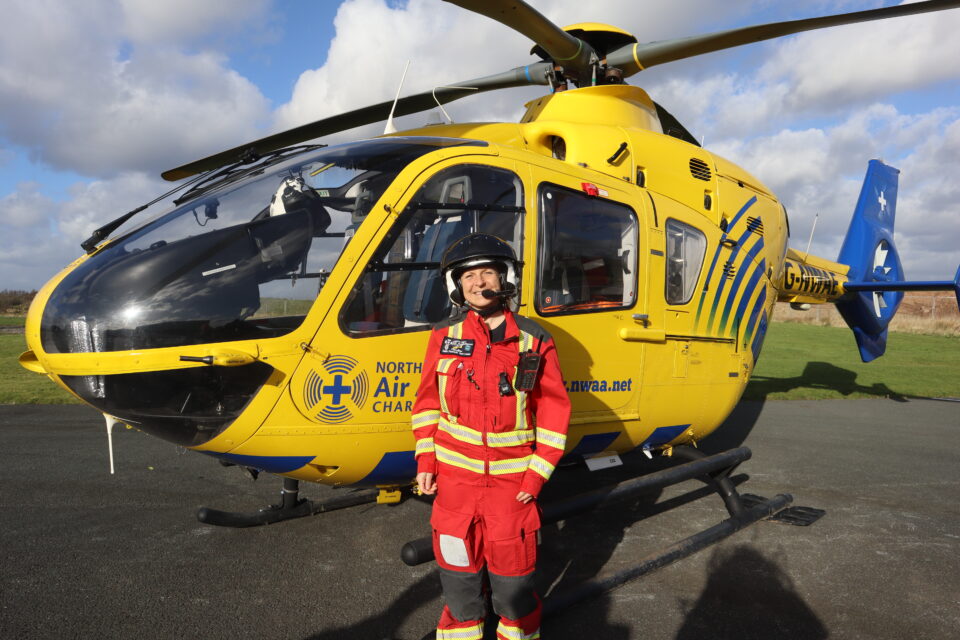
[416,471,437,495]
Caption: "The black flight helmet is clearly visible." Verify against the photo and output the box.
[441,233,519,306]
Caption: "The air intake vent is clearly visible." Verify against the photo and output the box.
[689,158,712,181]
[722,261,736,279]
[746,216,765,235]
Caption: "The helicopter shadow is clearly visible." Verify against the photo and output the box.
[674,543,828,640]
[537,471,750,640]
[700,360,913,454]
[302,569,441,640]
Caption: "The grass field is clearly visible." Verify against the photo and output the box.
[1,322,957,405]
[746,322,959,400]
[0,333,80,404]
[0,316,26,327]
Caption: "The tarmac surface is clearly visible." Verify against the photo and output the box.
[1,398,958,640]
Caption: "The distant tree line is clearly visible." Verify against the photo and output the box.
[1,290,37,314]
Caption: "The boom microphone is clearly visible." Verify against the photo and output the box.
[481,289,512,299]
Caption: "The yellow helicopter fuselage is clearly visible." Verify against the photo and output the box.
[23,85,853,488]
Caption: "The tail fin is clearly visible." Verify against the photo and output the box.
[834,160,904,362]
[837,160,960,362]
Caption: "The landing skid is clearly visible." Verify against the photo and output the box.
[197,478,380,528]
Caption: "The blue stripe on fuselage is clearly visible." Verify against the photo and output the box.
[357,450,417,486]
[203,452,314,474]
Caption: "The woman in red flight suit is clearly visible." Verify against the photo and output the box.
[412,233,571,640]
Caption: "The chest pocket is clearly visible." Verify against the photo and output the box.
[436,358,462,417]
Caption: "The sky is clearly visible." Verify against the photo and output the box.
[2,0,959,292]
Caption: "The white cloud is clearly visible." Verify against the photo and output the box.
[760,3,960,112]
[1,182,56,229]
[0,0,271,178]
[711,103,960,280]
[1,172,168,291]
[272,0,756,137]
[118,0,272,46]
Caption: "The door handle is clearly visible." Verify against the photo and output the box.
[619,327,666,343]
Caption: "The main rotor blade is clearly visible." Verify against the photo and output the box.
[161,63,552,181]
[607,0,960,76]
[443,0,594,75]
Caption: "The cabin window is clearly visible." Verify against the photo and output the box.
[536,184,637,315]
[665,218,707,305]
[342,164,524,336]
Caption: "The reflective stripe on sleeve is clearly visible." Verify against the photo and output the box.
[486,429,535,447]
[489,456,532,476]
[535,427,566,451]
[438,417,484,446]
[415,437,434,456]
[412,410,440,429]
[435,444,485,474]
[528,454,555,480]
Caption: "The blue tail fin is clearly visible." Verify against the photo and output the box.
[835,160,904,362]
[837,160,960,362]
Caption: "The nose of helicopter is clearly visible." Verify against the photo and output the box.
[22,243,279,449]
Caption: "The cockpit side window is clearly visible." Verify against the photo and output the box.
[664,218,707,305]
[536,184,638,315]
[341,164,524,336]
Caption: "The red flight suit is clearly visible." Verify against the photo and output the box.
[412,308,571,640]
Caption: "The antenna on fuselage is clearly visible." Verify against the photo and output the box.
[384,60,411,135]
[431,85,478,125]
[804,212,820,261]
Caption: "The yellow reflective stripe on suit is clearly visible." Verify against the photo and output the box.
[415,437,434,456]
[535,427,566,451]
[436,623,484,640]
[435,444,485,474]
[486,429,534,447]
[528,454,555,480]
[496,620,540,640]
[513,330,535,431]
[435,445,533,477]
[489,455,532,475]
[514,388,528,431]
[436,358,457,415]
[412,410,440,428]
[438,417,484,446]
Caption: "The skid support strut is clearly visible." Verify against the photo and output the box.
[197,478,379,527]
[672,444,746,517]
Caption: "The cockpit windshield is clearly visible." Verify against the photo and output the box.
[41,137,485,354]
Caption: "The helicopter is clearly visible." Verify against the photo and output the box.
[18,0,960,528]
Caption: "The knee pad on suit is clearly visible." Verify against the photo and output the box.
[489,571,537,620]
[439,568,486,622]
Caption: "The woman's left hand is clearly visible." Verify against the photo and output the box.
[515,491,534,503]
